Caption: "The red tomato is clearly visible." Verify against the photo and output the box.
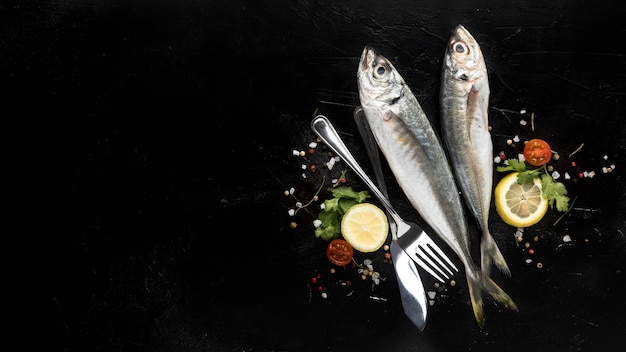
[326,239,354,266]
[523,139,552,166]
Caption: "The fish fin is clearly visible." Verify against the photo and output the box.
[482,275,519,312]
[466,271,485,329]
[467,268,519,329]
[480,230,511,278]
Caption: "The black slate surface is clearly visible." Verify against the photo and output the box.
[5,1,626,351]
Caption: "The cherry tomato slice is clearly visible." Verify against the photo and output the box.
[326,239,354,266]
[523,138,552,166]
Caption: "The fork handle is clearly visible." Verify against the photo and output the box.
[311,115,403,232]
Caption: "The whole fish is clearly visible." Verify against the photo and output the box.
[440,25,510,278]
[357,46,517,327]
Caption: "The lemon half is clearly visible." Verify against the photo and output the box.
[340,203,389,253]
[495,172,549,228]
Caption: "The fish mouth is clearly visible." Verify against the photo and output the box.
[359,46,380,72]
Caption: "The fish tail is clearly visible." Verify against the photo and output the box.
[466,270,485,328]
[466,268,519,328]
[480,229,511,277]
[482,274,519,312]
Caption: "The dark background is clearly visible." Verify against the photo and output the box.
[4,0,626,351]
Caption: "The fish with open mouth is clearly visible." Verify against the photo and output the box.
[440,24,511,278]
[357,46,517,327]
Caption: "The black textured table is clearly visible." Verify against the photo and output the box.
[6,1,626,351]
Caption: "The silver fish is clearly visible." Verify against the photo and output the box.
[440,25,510,278]
[357,46,517,327]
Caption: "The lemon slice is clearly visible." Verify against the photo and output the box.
[494,172,549,228]
[340,203,389,253]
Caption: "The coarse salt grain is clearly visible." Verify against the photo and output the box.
[513,135,520,143]
[518,153,526,162]
[301,173,306,179]
[520,109,527,114]
[309,142,317,148]
[327,158,336,170]
[292,150,300,156]
[289,187,295,195]
[494,156,501,163]
[525,258,533,264]
[564,172,571,180]
[320,203,325,210]
[288,209,295,216]
[602,167,608,173]
[588,171,595,178]
[295,201,303,207]
[301,164,306,170]
[427,291,436,299]
[563,235,571,242]
[552,171,561,179]
[520,119,527,126]
[313,219,322,228]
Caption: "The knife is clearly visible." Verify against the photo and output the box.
[353,106,428,330]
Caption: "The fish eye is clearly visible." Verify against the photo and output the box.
[454,42,468,54]
[373,64,388,78]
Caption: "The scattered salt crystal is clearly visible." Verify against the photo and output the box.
[366,264,374,271]
[513,135,520,143]
[313,219,322,228]
[289,187,295,195]
[320,203,325,210]
[563,234,572,242]
[520,109,526,114]
[309,142,318,148]
[588,171,596,178]
[520,119,527,126]
[602,167,608,174]
[334,156,341,162]
[288,209,295,216]
[301,173,306,179]
[295,201,303,207]
[552,171,561,179]
[321,292,328,299]
[331,178,338,184]
[427,291,437,299]
[515,228,524,238]
[292,150,300,156]
[327,157,336,170]
[603,155,609,160]
[494,156,501,163]
[583,171,589,178]
[429,300,435,306]
[301,164,306,170]
[525,258,533,264]
[564,172,571,180]
[518,153,526,162]
[611,164,616,169]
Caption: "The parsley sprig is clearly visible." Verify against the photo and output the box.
[314,186,370,241]
[497,159,570,212]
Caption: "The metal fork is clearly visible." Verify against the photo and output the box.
[311,114,458,283]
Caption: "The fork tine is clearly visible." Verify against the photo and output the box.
[419,243,456,277]
[424,241,459,274]
[411,253,448,283]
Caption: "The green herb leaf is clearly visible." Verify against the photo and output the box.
[496,158,527,173]
[540,173,570,212]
